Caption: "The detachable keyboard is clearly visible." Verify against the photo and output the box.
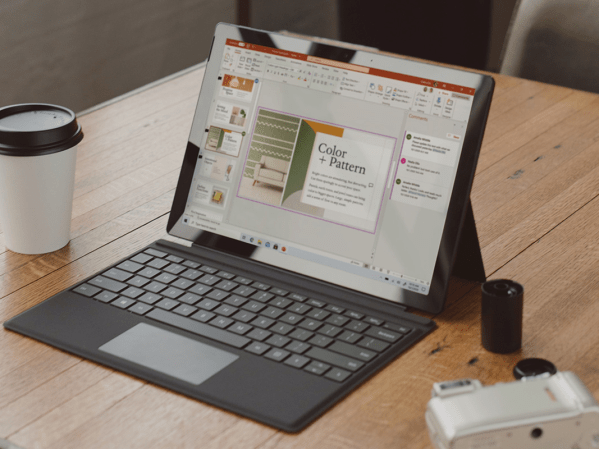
[73,246,415,383]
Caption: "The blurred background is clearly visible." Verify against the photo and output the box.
[0,0,570,113]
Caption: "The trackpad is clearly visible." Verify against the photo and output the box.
[99,323,238,385]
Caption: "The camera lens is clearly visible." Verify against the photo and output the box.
[531,428,543,438]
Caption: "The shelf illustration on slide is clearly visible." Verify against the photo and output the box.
[238,108,396,233]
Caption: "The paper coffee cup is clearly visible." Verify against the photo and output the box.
[0,104,83,254]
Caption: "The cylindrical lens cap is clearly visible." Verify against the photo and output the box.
[481,279,524,353]
[0,103,83,157]
[513,358,557,379]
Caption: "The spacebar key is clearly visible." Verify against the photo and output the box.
[306,347,364,372]
[146,309,250,349]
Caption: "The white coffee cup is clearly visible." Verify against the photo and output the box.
[0,104,83,254]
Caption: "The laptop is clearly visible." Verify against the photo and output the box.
[4,24,494,432]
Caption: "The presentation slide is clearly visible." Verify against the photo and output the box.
[198,153,236,183]
[220,74,255,102]
[205,126,243,157]
[213,101,248,128]
[193,179,228,209]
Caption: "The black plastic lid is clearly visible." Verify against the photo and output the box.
[0,103,84,156]
[482,279,523,298]
[513,358,557,379]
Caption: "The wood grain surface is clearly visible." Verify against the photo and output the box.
[1,50,599,449]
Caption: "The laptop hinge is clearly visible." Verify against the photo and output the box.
[161,235,193,248]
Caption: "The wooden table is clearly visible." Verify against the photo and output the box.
[2,54,599,449]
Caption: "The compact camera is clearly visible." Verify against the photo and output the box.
[426,371,599,449]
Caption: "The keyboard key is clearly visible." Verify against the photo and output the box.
[155,298,180,311]
[216,270,236,280]
[197,298,219,311]
[260,306,284,319]
[233,310,256,323]
[304,361,330,375]
[147,258,170,270]
[89,276,127,293]
[229,322,253,335]
[164,264,186,275]
[200,265,218,274]
[242,301,266,313]
[138,267,161,278]
[266,335,291,348]
[127,276,151,288]
[364,316,385,326]
[265,348,290,362]
[147,309,250,348]
[144,248,167,258]
[305,347,364,372]
[210,316,234,329]
[121,287,145,299]
[345,320,370,333]
[214,304,238,317]
[251,291,274,303]
[298,319,323,332]
[280,312,302,325]
[326,314,350,327]
[251,316,275,329]
[306,308,330,320]
[358,337,390,352]
[73,284,102,297]
[180,269,202,280]
[288,303,311,315]
[154,273,178,284]
[178,292,201,305]
[325,304,345,314]
[289,329,314,342]
[233,285,256,297]
[251,282,270,291]
[166,255,184,263]
[190,310,215,323]
[130,253,153,264]
[284,354,310,369]
[182,260,201,269]
[338,331,361,344]
[199,274,220,286]
[246,328,271,341]
[271,323,294,335]
[144,281,168,294]
[270,297,293,309]
[306,299,326,308]
[309,335,333,348]
[318,324,343,338]
[95,290,118,303]
[206,289,229,301]
[171,278,194,290]
[329,341,376,362]
[111,297,136,309]
[189,284,212,296]
[173,304,198,317]
[345,310,364,320]
[234,276,253,285]
[286,340,311,354]
[270,287,289,296]
[137,292,162,305]
[224,295,248,307]
[325,368,351,382]
[130,302,153,315]
[289,293,307,302]
[215,280,238,291]
[383,322,412,334]
[245,342,270,355]
[103,268,133,282]
[365,327,402,343]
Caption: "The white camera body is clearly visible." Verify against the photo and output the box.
[426,371,599,449]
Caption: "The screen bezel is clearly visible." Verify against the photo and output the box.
[166,23,494,314]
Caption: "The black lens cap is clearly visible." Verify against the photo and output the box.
[513,358,557,379]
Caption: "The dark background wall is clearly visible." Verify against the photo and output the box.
[1,0,514,113]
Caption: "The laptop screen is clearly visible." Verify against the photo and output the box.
[178,37,476,297]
